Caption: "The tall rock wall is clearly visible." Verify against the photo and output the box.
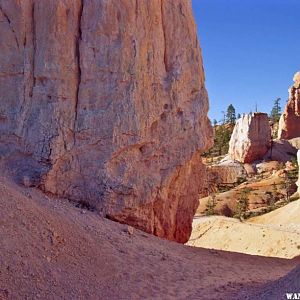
[228,113,271,163]
[278,72,300,140]
[0,0,213,243]
[297,150,300,195]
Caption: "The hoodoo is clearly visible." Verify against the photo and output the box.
[0,0,212,243]
[278,72,300,140]
[228,113,271,163]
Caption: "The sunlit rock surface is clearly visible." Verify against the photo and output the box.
[228,113,271,163]
[0,0,212,243]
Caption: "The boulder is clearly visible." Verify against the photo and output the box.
[0,0,213,243]
[209,160,246,185]
[243,163,257,176]
[285,161,294,171]
[288,137,300,149]
[278,72,300,139]
[228,113,272,163]
[264,140,297,162]
[256,161,280,174]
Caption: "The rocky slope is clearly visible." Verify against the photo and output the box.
[197,169,293,216]
[0,0,212,242]
[0,174,298,300]
[208,160,246,185]
[278,72,300,139]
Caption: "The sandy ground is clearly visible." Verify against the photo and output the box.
[249,198,300,226]
[189,199,300,258]
[0,174,299,299]
[239,265,300,299]
[188,215,300,258]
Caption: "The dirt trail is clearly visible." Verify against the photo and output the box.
[0,175,299,299]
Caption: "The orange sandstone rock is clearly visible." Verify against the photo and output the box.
[278,72,300,140]
[0,0,212,243]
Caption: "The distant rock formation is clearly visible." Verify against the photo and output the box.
[297,150,300,194]
[209,159,246,185]
[278,72,300,139]
[288,137,300,149]
[228,113,272,163]
[0,0,213,243]
[264,139,297,162]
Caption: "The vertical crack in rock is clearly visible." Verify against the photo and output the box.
[74,0,83,145]
[19,16,27,117]
[135,0,138,23]
[0,5,19,49]
[31,1,36,98]
[21,33,27,115]
[160,1,168,73]
[17,1,35,136]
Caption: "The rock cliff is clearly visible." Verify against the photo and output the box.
[278,72,300,139]
[0,0,212,243]
[297,150,300,194]
[228,113,271,163]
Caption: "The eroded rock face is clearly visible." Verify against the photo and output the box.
[264,140,297,162]
[209,159,246,185]
[278,72,300,140]
[0,0,212,243]
[297,150,300,194]
[228,113,271,163]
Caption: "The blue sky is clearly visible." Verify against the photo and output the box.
[192,0,300,122]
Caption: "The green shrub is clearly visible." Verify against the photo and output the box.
[205,194,217,216]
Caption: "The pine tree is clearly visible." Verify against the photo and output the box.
[234,188,251,221]
[214,126,232,155]
[270,98,281,122]
[226,104,236,124]
[205,194,217,216]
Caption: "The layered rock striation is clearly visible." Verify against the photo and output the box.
[228,113,271,163]
[0,0,212,243]
[278,72,300,140]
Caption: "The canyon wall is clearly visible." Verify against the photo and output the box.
[278,72,300,140]
[0,0,212,243]
[297,150,300,194]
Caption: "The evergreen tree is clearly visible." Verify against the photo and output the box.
[205,194,217,216]
[214,126,232,155]
[237,113,241,119]
[202,122,234,158]
[213,119,218,127]
[270,98,281,122]
[226,104,236,124]
[234,187,251,221]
